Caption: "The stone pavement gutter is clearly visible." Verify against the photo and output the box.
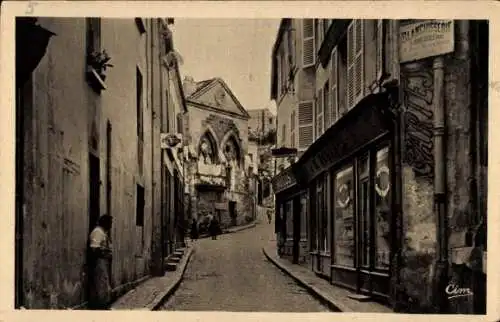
[110,246,194,311]
[262,244,393,313]
[198,221,257,239]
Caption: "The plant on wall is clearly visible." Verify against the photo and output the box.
[87,49,114,81]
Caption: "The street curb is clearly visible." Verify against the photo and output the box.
[148,246,195,311]
[261,247,344,312]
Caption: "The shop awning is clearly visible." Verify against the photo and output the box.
[294,92,396,184]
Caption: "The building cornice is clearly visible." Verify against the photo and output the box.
[187,100,250,121]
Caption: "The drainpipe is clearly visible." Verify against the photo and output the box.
[432,53,448,312]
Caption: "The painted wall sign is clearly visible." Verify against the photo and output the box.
[401,66,434,177]
[400,20,454,63]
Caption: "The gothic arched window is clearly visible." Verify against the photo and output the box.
[198,131,217,165]
[223,136,241,167]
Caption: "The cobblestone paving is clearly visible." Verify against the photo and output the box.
[161,220,329,312]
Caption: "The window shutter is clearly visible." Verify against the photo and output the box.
[347,22,355,109]
[354,20,364,105]
[302,19,315,67]
[376,19,383,79]
[298,100,314,149]
[316,89,323,138]
[347,20,364,110]
[323,81,330,129]
[331,48,338,122]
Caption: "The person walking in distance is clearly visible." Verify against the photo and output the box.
[190,217,199,242]
[267,209,272,224]
[88,215,113,310]
[209,216,221,240]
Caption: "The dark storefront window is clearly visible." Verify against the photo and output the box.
[333,165,355,267]
[374,146,391,270]
[310,187,318,252]
[286,200,293,240]
[317,176,327,252]
[358,154,370,268]
[300,194,308,240]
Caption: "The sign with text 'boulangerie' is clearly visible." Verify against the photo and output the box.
[400,20,454,63]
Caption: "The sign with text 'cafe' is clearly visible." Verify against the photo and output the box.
[400,20,455,63]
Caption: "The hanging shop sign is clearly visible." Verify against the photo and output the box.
[400,20,454,63]
[271,166,297,193]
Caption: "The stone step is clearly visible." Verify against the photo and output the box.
[165,262,177,271]
[173,251,184,256]
[168,256,181,263]
[347,294,372,302]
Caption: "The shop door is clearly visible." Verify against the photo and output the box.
[356,147,391,299]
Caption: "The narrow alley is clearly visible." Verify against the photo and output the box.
[161,218,329,312]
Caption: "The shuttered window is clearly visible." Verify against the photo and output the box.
[376,19,383,80]
[323,81,330,130]
[302,19,315,67]
[290,110,296,148]
[331,48,338,122]
[347,20,364,109]
[298,100,314,149]
[315,89,323,139]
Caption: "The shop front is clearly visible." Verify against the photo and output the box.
[272,167,309,265]
[294,91,400,303]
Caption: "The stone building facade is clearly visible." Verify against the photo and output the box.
[15,17,183,309]
[271,19,488,314]
[183,76,256,228]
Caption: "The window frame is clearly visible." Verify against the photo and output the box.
[302,19,316,68]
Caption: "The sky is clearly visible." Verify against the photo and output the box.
[171,18,280,114]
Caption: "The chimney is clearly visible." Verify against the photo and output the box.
[183,76,196,97]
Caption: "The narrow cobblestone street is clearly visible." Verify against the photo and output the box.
[161,219,329,312]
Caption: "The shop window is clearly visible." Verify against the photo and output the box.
[333,165,355,267]
[374,146,391,269]
[300,194,308,240]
